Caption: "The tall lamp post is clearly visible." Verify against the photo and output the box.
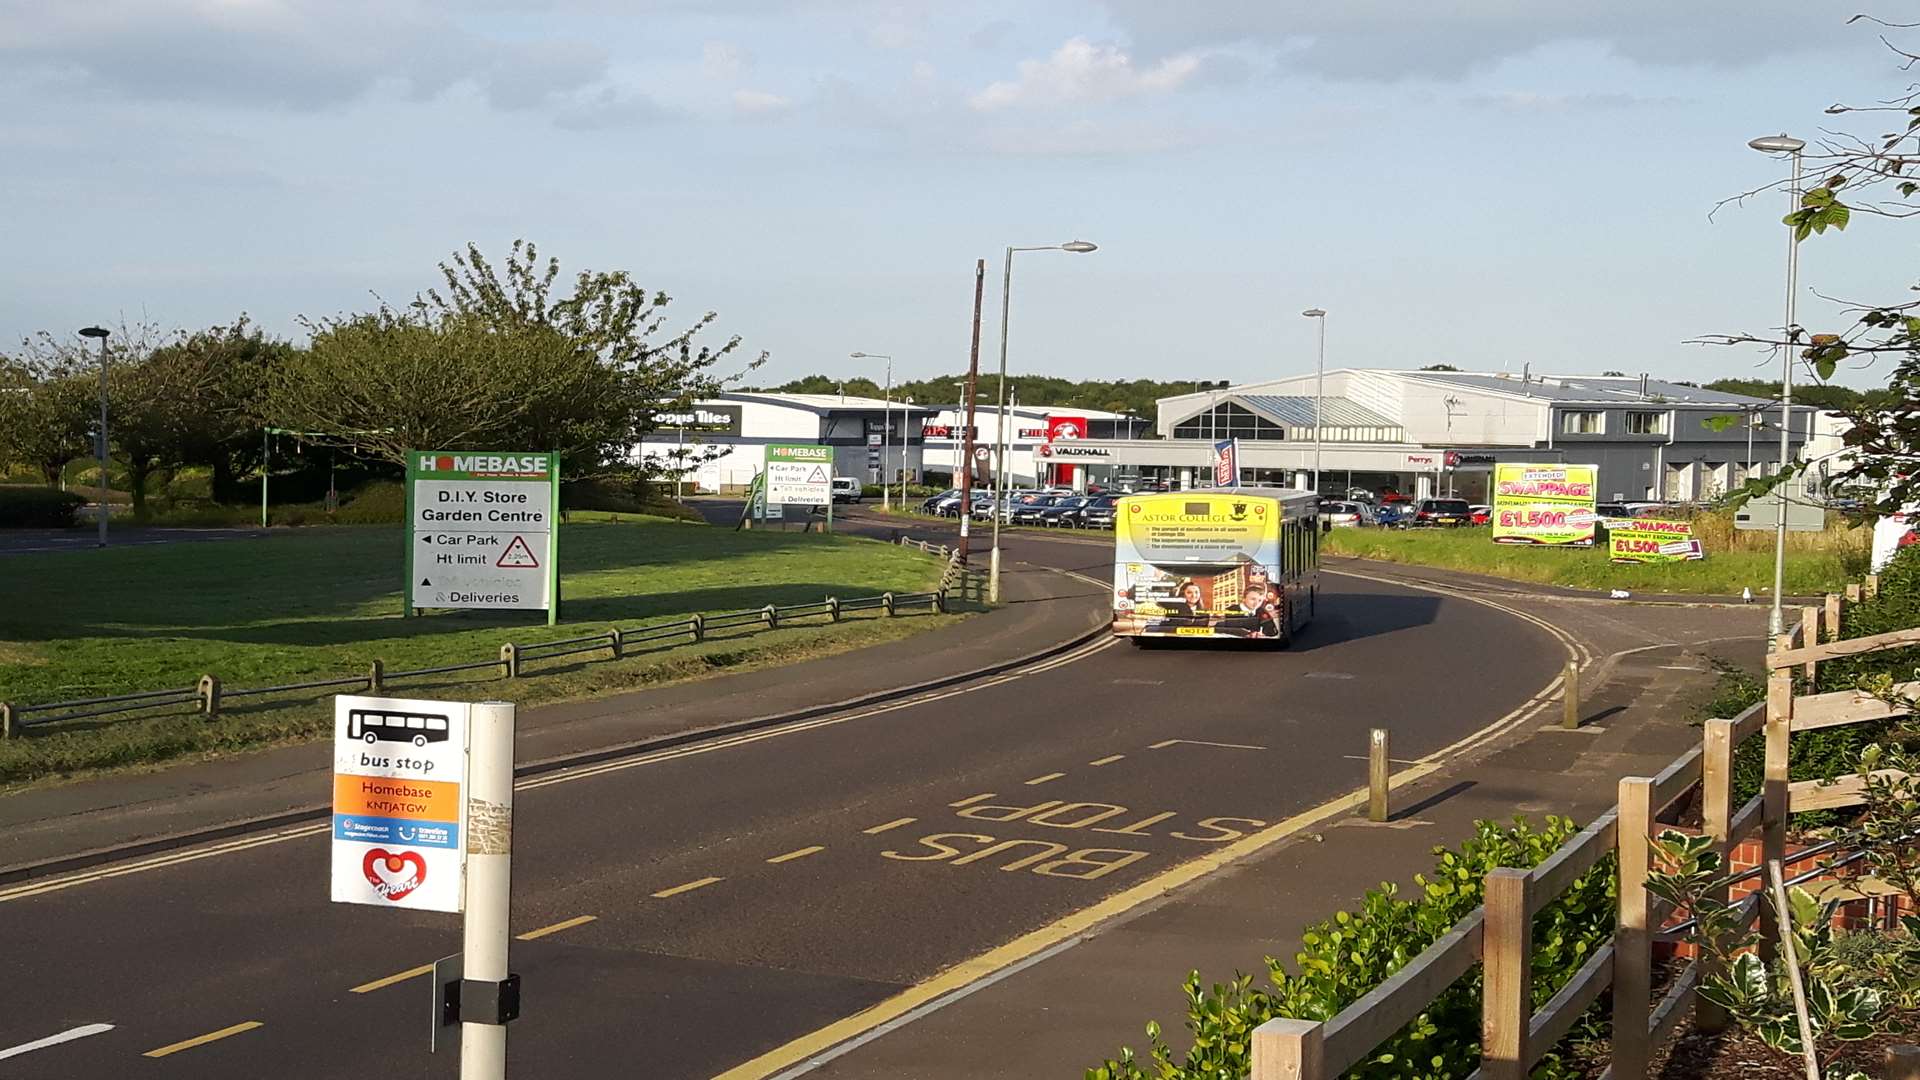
[1302,308,1327,493]
[989,239,1097,603]
[1749,132,1806,640]
[850,351,894,511]
[78,326,111,547]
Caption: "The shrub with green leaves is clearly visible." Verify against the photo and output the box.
[1088,816,1614,1080]
[0,486,85,528]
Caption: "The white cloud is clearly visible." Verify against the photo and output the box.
[970,38,1204,111]
[702,40,747,80]
[731,88,790,113]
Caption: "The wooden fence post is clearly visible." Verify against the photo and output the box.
[1368,728,1390,823]
[368,659,384,695]
[1865,574,1880,600]
[883,592,896,616]
[1802,606,1821,681]
[1482,867,1534,1080]
[500,643,520,679]
[1846,583,1863,604]
[198,674,222,719]
[1613,776,1655,1079]
[763,604,778,629]
[609,628,624,659]
[1562,661,1580,730]
[1,702,15,739]
[1760,663,1794,962]
[1825,592,1843,642]
[1251,1018,1325,1080]
[690,614,705,642]
[1697,717,1736,1033]
[1886,1045,1920,1080]
[828,596,840,622]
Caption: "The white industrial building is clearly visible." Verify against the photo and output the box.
[633,392,938,492]
[917,405,1146,488]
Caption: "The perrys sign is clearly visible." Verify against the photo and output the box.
[406,451,560,624]
[331,695,469,913]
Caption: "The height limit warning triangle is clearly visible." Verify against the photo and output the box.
[496,535,540,569]
[806,465,829,483]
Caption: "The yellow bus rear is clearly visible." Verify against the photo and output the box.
[1109,489,1319,644]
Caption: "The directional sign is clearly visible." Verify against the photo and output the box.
[405,451,559,621]
[332,694,470,913]
[765,444,832,506]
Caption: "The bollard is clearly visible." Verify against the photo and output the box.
[198,674,222,719]
[0,702,14,739]
[827,596,841,622]
[609,627,624,660]
[690,614,705,642]
[1562,661,1580,730]
[499,643,520,679]
[368,658,384,695]
[763,604,778,629]
[883,591,896,616]
[1368,728,1390,822]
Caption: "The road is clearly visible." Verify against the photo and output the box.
[0,513,1564,1078]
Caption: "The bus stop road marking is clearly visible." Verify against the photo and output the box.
[652,876,724,899]
[863,817,916,834]
[0,1023,114,1061]
[948,793,994,808]
[143,1021,262,1058]
[350,963,434,994]
[517,914,598,941]
[1023,772,1066,786]
[1148,738,1267,752]
[767,846,825,864]
[1088,754,1126,766]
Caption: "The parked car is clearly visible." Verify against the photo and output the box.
[1079,496,1118,529]
[1469,504,1491,526]
[1040,495,1094,527]
[831,477,862,504]
[921,489,958,514]
[1010,495,1063,525]
[1317,500,1373,527]
[1372,503,1410,528]
[1410,498,1473,527]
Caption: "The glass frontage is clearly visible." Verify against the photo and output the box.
[1171,403,1288,441]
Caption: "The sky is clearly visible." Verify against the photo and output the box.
[1,1,1911,393]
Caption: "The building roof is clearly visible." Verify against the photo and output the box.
[1236,394,1399,428]
[927,404,1134,420]
[718,391,939,414]
[1397,371,1776,407]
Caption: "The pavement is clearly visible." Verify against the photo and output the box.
[0,510,1772,1079]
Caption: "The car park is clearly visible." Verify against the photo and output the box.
[1317,500,1373,527]
[1040,496,1094,527]
[1410,498,1472,526]
[1078,496,1118,529]
[1010,495,1063,525]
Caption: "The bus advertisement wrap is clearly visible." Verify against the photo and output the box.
[1608,518,1704,563]
[1110,491,1317,641]
[1491,463,1598,546]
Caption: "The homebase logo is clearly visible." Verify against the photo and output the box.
[419,454,549,475]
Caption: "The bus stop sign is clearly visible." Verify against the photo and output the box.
[331,694,471,913]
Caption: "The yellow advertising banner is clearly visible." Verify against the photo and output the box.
[1607,519,1704,563]
[1491,463,1597,546]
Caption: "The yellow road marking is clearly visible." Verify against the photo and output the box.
[516,914,597,941]
[1088,754,1125,766]
[863,817,916,834]
[1023,772,1066,786]
[652,876,723,899]
[767,846,825,864]
[349,963,434,994]
[1148,738,1266,751]
[947,793,994,808]
[143,1021,262,1058]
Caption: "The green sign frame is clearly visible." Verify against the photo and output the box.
[404,450,561,624]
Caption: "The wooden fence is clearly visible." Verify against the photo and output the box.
[1252,573,1914,1080]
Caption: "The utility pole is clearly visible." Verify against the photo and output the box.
[959,259,984,564]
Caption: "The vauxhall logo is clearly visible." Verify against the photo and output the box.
[419,454,549,475]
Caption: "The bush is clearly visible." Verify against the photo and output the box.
[0,487,86,528]
[1090,816,1613,1080]
[332,481,406,524]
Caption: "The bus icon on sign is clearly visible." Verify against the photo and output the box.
[347,708,452,748]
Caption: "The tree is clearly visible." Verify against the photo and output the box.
[1421,363,1460,372]
[267,241,761,477]
[0,338,102,487]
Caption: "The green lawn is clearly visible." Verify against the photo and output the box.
[0,519,957,785]
[1322,525,1867,595]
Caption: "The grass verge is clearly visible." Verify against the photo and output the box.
[0,518,958,785]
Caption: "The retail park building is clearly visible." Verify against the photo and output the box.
[636,371,1810,503]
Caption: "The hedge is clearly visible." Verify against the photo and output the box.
[0,487,86,528]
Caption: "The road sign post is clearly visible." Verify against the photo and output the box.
[406,451,560,626]
[460,700,516,1080]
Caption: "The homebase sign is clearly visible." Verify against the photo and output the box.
[764,443,832,506]
[406,451,560,623]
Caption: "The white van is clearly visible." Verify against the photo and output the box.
[831,477,863,503]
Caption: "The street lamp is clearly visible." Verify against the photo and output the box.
[1748,131,1806,640]
[990,240,1097,602]
[1302,308,1327,493]
[78,326,111,547]
[850,351,895,511]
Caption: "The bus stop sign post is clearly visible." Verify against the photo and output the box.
[460,700,518,1080]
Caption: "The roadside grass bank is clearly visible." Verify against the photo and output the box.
[1322,515,1868,595]
[0,518,958,786]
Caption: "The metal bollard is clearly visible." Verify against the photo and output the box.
[609,628,624,659]
[1562,661,1580,730]
[1368,728,1390,822]
[199,674,222,719]
[368,658,384,695]
[500,643,520,679]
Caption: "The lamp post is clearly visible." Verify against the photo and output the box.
[989,240,1097,603]
[1302,308,1327,493]
[850,351,894,511]
[1749,132,1805,640]
[78,326,111,547]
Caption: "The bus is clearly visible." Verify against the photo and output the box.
[347,707,453,748]
[1110,488,1319,645]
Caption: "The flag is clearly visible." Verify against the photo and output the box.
[1212,438,1239,488]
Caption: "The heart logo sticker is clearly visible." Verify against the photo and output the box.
[362,847,428,901]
